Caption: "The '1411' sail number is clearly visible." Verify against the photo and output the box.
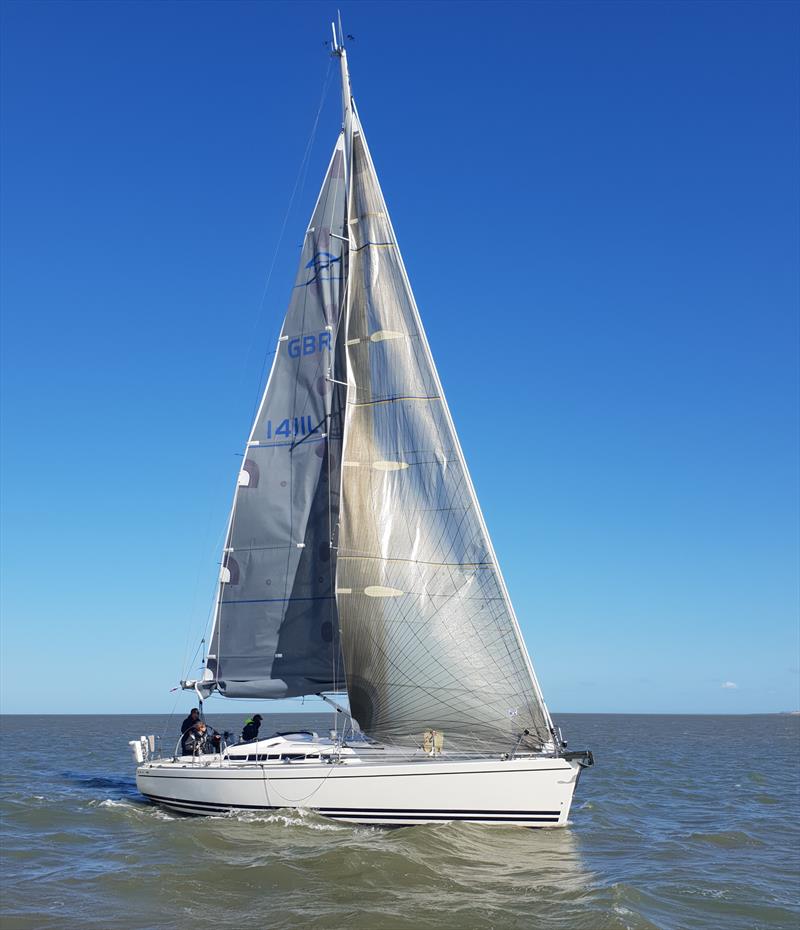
[265,416,317,440]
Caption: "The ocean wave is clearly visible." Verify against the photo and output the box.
[212,808,348,831]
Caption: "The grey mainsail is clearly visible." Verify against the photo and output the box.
[204,137,348,699]
[335,111,554,751]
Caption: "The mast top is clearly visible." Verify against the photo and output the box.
[331,13,352,126]
[331,11,346,54]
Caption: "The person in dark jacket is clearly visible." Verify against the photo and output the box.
[180,708,200,734]
[181,722,205,755]
[241,714,262,742]
[181,722,222,756]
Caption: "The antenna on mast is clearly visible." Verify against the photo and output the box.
[331,10,347,54]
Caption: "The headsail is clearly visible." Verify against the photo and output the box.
[335,109,554,751]
[203,136,349,699]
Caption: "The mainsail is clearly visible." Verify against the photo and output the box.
[198,44,554,753]
[335,111,553,751]
[203,136,348,699]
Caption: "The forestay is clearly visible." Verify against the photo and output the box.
[335,111,553,752]
[204,137,348,699]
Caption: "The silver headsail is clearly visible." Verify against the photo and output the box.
[334,107,555,752]
[202,136,349,699]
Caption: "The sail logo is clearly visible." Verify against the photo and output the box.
[287,332,332,358]
[297,251,342,288]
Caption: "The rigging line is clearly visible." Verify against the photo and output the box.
[181,638,205,682]
[264,743,340,806]
[166,641,223,754]
[177,508,230,685]
[180,62,335,695]
[158,691,183,760]
[347,395,441,408]
[176,376,261,681]
[350,240,394,252]
[184,516,232,682]
[245,57,335,429]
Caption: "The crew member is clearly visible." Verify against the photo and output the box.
[241,714,263,742]
[180,708,200,734]
[181,721,205,755]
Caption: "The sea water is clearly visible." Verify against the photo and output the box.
[0,713,798,930]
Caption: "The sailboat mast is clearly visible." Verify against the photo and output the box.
[331,19,352,130]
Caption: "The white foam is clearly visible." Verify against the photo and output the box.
[89,798,177,821]
[219,810,345,831]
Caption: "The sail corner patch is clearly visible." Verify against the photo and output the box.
[238,459,259,488]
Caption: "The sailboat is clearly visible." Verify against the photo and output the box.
[133,22,593,827]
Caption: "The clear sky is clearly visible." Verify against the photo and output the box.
[1,0,798,716]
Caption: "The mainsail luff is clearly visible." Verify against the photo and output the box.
[333,103,554,752]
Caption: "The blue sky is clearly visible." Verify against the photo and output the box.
[1,0,797,715]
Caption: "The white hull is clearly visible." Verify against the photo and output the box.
[137,744,587,828]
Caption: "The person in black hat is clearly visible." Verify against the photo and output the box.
[241,714,263,742]
[180,708,200,735]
